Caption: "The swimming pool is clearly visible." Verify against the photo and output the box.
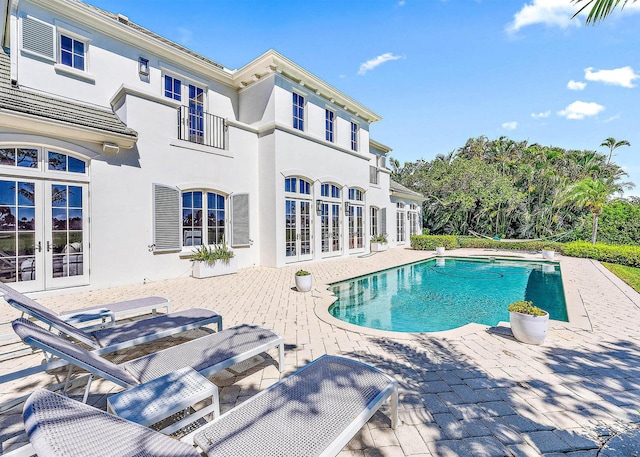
[328,257,567,333]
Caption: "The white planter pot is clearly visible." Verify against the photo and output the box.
[371,242,388,252]
[542,250,555,260]
[435,247,446,256]
[192,257,238,279]
[295,274,313,292]
[509,310,549,345]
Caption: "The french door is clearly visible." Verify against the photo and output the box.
[348,204,364,253]
[0,178,89,292]
[320,202,341,257]
[285,199,312,262]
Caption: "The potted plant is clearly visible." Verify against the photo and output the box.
[541,244,555,260]
[508,300,549,345]
[191,241,237,279]
[295,269,313,292]
[370,234,388,252]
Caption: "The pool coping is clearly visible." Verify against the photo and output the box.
[313,250,592,340]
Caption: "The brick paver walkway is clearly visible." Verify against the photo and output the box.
[1,247,639,456]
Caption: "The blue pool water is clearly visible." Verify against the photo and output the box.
[329,257,567,332]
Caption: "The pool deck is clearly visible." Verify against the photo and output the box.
[2,247,640,456]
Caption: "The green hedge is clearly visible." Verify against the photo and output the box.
[410,235,640,268]
[559,241,640,268]
[410,235,458,250]
[410,235,556,252]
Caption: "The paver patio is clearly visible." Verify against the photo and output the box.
[1,247,640,456]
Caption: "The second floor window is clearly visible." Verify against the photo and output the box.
[59,35,85,71]
[293,93,305,131]
[164,76,182,101]
[325,109,335,142]
[350,122,359,151]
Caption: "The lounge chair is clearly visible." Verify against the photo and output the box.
[12,317,284,402]
[0,282,222,353]
[18,355,397,457]
[0,282,170,330]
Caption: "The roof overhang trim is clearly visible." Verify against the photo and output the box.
[233,51,382,124]
[0,110,137,149]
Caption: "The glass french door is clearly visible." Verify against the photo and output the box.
[285,199,312,262]
[320,202,342,257]
[0,178,88,292]
[188,84,205,144]
[348,204,364,252]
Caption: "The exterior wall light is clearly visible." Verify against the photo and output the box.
[138,57,149,76]
[316,200,323,215]
[344,202,351,215]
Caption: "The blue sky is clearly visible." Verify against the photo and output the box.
[88,0,640,195]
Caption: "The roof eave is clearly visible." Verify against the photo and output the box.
[30,0,236,89]
[0,110,137,149]
[233,50,382,124]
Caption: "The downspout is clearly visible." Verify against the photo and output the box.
[9,0,19,84]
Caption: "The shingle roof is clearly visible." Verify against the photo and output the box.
[74,0,228,73]
[0,50,137,138]
[390,179,425,200]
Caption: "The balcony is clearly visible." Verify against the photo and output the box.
[177,106,226,150]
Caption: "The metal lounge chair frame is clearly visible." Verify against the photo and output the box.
[0,282,171,330]
[13,355,397,457]
[0,284,222,360]
[11,318,284,403]
[0,282,218,352]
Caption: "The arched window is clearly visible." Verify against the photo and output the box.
[182,190,226,246]
[370,207,379,236]
[321,183,340,199]
[285,177,311,195]
[347,188,363,201]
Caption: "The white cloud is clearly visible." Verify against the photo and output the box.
[357,53,403,76]
[397,0,406,6]
[177,27,193,45]
[531,110,551,119]
[557,101,605,120]
[507,0,578,33]
[507,0,640,33]
[567,80,587,91]
[584,66,639,88]
[502,121,518,130]
[603,113,621,123]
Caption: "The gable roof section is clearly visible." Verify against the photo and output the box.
[35,1,380,125]
[390,179,426,201]
[74,0,229,74]
[0,49,137,141]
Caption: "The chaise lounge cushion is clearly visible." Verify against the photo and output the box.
[24,389,200,457]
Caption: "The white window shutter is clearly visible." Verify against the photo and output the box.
[22,16,55,61]
[153,184,181,252]
[231,193,250,247]
[380,208,387,237]
[369,165,378,184]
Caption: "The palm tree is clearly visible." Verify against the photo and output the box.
[572,0,637,24]
[601,137,630,166]
[560,177,626,244]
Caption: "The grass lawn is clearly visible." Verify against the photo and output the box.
[603,262,640,293]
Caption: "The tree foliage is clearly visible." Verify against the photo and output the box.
[392,136,637,243]
[572,0,637,24]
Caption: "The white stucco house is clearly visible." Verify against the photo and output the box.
[0,0,424,293]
